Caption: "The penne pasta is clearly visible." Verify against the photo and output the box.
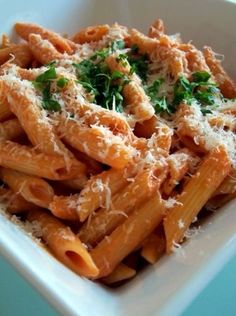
[28,33,63,64]
[49,195,80,220]
[178,43,211,73]
[134,115,159,138]
[0,168,54,208]
[0,76,76,161]
[79,166,167,246]
[75,168,132,222]
[72,24,110,44]
[0,140,84,180]
[0,43,33,67]
[130,28,159,55]
[27,209,99,278]
[162,149,199,196]
[56,116,133,169]
[90,192,165,278]
[15,22,75,54]
[164,146,231,253]
[204,46,236,98]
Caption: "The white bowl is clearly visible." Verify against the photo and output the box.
[0,0,236,315]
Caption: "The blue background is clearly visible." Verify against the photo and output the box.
[1,254,236,316]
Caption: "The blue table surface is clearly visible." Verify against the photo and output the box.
[1,254,236,316]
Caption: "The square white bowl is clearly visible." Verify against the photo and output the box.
[0,0,236,315]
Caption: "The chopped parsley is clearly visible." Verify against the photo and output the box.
[90,39,126,62]
[33,64,64,112]
[172,71,222,115]
[127,45,149,83]
[192,71,211,83]
[72,40,151,111]
[144,71,222,116]
[145,79,174,114]
[73,56,130,111]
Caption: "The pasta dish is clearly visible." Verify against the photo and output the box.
[0,19,235,284]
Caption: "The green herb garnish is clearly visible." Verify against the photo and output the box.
[35,66,57,83]
[172,71,222,114]
[192,71,211,83]
[73,56,129,111]
[33,64,61,112]
[145,79,173,114]
[128,53,149,82]
[145,70,222,116]
[91,40,125,62]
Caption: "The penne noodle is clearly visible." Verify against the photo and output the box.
[207,113,236,131]
[49,195,80,220]
[105,53,131,75]
[134,115,158,138]
[123,80,155,121]
[79,166,167,246]
[146,124,173,154]
[101,263,136,285]
[62,85,133,137]
[0,76,75,161]
[27,209,99,278]
[28,33,63,64]
[72,24,110,44]
[0,168,54,208]
[178,43,211,73]
[130,28,160,55]
[0,43,33,67]
[0,140,84,180]
[56,116,133,169]
[174,103,208,152]
[204,46,236,99]
[130,30,188,79]
[164,146,231,253]
[90,192,165,278]
[162,149,199,196]
[75,168,132,222]
[15,22,75,54]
